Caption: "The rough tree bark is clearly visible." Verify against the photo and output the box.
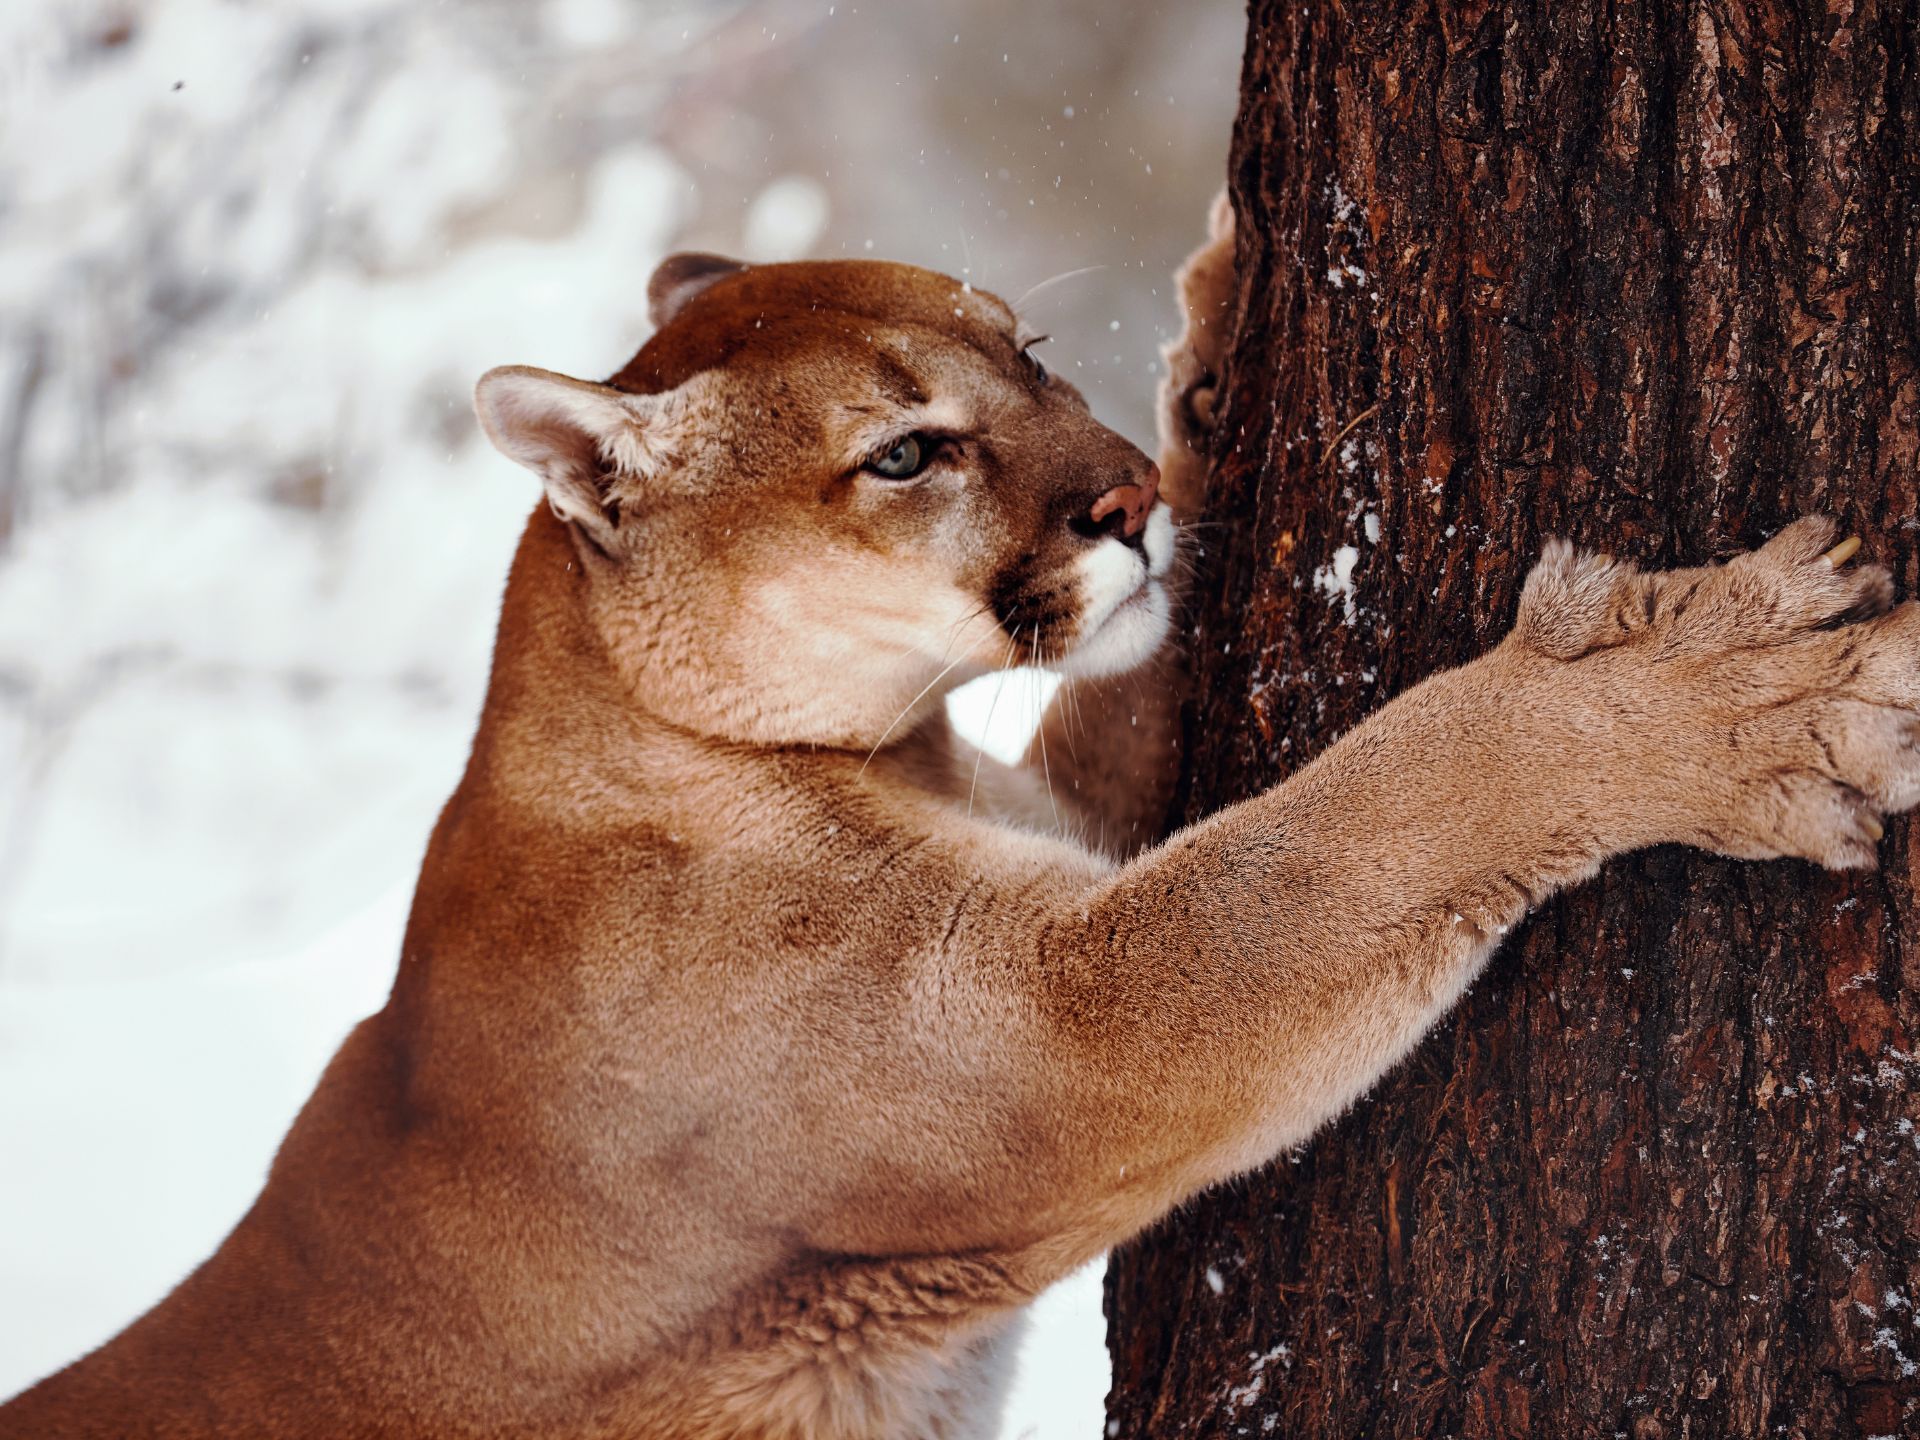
[1107,3,1920,1437]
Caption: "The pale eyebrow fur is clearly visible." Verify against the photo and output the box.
[843,396,974,458]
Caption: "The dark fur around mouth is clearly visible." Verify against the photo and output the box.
[987,558,1081,660]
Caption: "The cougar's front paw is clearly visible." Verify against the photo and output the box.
[1523,518,1920,870]
[1515,517,1894,662]
[1156,190,1235,514]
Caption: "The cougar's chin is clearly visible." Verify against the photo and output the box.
[1055,577,1171,678]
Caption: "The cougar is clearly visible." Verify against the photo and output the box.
[7,197,1918,1439]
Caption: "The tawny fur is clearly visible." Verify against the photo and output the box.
[6,206,1920,1440]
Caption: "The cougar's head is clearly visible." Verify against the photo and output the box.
[474,253,1175,748]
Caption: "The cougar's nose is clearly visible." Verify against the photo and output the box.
[1087,462,1161,540]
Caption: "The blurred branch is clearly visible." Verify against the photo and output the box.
[0,329,47,547]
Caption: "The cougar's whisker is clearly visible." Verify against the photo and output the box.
[1034,639,1061,830]
[859,651,974,777]
[1013,264,1107,313]
[967,627,1023,820]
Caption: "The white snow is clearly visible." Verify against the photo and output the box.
[0,887,406,1388]
[1313,543,1362,623]
[743,175,832,262]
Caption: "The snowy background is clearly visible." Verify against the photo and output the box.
[0,1,1239,1430]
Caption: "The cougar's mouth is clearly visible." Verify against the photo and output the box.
[988,505,1176,677]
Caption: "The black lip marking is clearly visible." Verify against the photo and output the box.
[987,556,1036,635]
[987,557,1081,658]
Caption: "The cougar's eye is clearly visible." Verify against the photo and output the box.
[868,433,930,479]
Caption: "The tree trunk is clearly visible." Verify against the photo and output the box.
[1106,3,1920,1437]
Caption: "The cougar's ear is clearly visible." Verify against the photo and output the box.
[648,252,747,329]
[473,365,663,551]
